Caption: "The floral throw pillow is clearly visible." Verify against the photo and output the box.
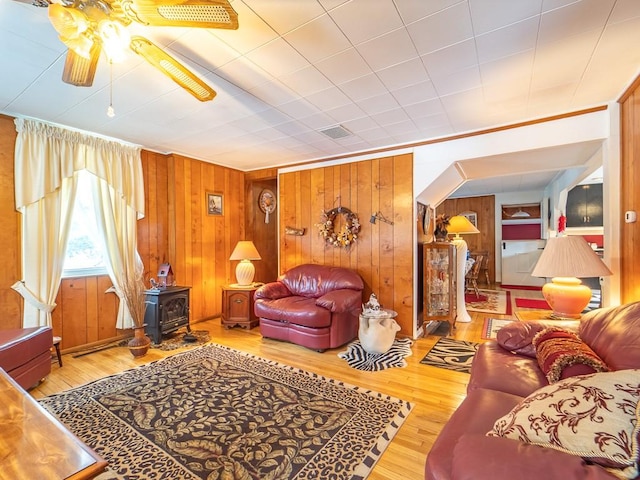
[487,370,640,479]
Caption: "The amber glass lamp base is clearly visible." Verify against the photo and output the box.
[542,277,592,319]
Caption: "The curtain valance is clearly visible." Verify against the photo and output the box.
[14,118,144,218]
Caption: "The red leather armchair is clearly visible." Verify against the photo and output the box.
[254,264,364,352]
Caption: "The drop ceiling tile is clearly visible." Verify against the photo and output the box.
[314,48,373,84]
[531,29,600,91]
[358,93,401,116]
[475,17,539,64]
[248,81,298,106]
[245,38,311,78]
[306,87,352,110]
[278,66,334,97]
[469,0,543,35]
[299,111,338,129]
[479,50,535,86]
[284,14,352,63]
[318,0,350,11]
[430,65,482,97]
[277,98,322,118]
[211,1,278,54]
[215,58,274,91]
[408,2,474,55]
[394,0,465,24]
[403,98,446,120]
[371,107,411,127]
[324,102,368,123]
[243,0,325,35]
[391,80,439,105]
[538,0,615,45]
[342,116,379,132]
[330,0,404,45]
[422,39,477,78]
[376,58,430,91]
[339,73,387,101]
[357,27,418,71]
[169,30,242,71]
[610,0,640,24]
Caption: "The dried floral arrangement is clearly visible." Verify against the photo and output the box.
[315,206,361,248]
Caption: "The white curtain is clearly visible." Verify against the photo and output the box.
[13,118,144,328]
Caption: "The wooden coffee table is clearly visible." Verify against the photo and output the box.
[0,369,107,479]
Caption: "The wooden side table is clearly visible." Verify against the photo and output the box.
[222,285,259,329]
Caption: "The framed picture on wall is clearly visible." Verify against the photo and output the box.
[207,192,223,216]
[459,211,477,228]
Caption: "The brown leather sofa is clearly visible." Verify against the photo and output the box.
[425,302,640,480]
[254,264,364,351]
[0,326,53,390]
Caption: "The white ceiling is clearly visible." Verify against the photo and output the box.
[1,0,639,193]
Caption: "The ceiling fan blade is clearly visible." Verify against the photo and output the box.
[129,36,216,102]
[62,45,101,87]
[116,0,238,29]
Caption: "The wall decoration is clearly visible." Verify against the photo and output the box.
[315,206,361,249]
[258,189,276,223]
[285,226,305,236]
[459,211,477,228]
[206,192,223,216]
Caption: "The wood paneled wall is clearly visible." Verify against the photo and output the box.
[278,154,415,335]
[619,76,640,303]
[0,116,247,350]
[0,115,23,329]
[436,195,496,284]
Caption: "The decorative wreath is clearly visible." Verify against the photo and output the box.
[315,206,361,248]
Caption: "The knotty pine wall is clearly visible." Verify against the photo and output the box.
[278,153,415,336]
[619,75,640,303]
[0,115,247,350]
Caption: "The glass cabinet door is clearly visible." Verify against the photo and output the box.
[423,242,457,331]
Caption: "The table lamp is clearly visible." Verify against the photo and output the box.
[229,241,261,286]
[447,215,480,323]
[531,235,612,318]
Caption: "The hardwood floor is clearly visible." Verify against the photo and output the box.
[29,286,546,480]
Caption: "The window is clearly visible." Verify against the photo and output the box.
[62,171,108,278]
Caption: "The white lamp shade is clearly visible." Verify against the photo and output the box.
[229,241,261,261]
[230,241,261,285]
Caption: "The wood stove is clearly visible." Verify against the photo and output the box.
[143,286,191,344]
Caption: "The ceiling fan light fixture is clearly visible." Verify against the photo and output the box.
[62,33,95,59]
[62,45,101,86]
[98,19,131,62]
[48,3,89,38]
[129,36,216,101]
[118,0,238,29]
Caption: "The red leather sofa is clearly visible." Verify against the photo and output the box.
[254,264,364,351]
[425,302,640,480]
[0,326,53,390]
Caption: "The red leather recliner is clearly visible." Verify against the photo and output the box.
[254,264,364,352]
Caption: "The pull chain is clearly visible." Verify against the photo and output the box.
[107,60,115,118]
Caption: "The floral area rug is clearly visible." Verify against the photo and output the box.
[39,344,413,480]
[465,289,511,315]
[419,337,479,374]
[338,338,413,371]
[481,318,515,339]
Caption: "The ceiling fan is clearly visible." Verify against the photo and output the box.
[19,0,239,101]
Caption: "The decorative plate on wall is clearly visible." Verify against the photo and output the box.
[258,189,276,223]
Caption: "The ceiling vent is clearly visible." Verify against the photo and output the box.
[319,125,352,139]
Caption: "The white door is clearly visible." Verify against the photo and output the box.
[501,240,546,287]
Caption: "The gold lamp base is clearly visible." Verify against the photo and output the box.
[542,277,592,319]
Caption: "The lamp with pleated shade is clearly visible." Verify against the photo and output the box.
[229,241,261,286]
[531,235,612,319]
